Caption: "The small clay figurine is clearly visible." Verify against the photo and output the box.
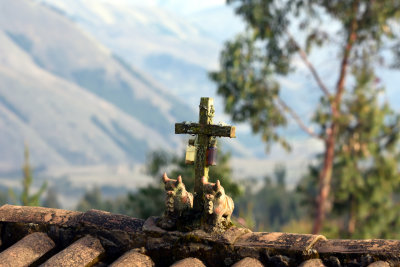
[201,176,216,194]
[158,173,193,229]
[202,177,234,225]
[162,173,193,215]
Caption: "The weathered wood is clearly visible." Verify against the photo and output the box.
[175,123,236,138]
[193,98,213,212]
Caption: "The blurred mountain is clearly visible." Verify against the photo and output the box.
[31,0,258,156]
[0,0,196,173]
[33,0,222,106]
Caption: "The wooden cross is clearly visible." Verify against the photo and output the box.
[175,97,236,212]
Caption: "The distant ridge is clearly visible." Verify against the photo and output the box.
[0,0,195,172]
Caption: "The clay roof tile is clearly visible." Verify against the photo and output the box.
[0,204,396,266]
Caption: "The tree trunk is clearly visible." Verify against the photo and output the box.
[312,124,336,234]
[312,0,359,234]
[347,196,356,237]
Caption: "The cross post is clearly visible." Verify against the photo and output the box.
[175,97,236,213]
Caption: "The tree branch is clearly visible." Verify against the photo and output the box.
[286,31,332,98]
[333,0,359,115]
[276,97,323,140]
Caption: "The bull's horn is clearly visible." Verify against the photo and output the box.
[162,172,170,183]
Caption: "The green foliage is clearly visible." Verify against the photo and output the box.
[0,189,8,206]
[331,57,400,238]
[124,185,165,219]
[9,145,47,206]
[209,33,289,151]
[42,187,61,209]
[298,55,400,238]
[236,165,303,231]
[76,186,126,214]
[212,0,400,149]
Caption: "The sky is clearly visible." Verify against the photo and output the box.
[156,0,227,14]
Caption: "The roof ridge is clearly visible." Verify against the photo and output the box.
[0,204,398,266]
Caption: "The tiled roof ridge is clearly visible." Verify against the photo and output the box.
[0,204,398,267]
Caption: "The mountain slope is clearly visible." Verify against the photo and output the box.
[33,0,222,100]
[0,0,195,172]
[38,0,260,154]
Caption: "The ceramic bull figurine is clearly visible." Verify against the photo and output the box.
[201,177,234,225]
[158,173,194,229]
[162,173,193,217]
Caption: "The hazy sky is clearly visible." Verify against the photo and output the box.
[134,0,227,13]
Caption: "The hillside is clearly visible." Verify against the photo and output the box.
[0,0,195,174]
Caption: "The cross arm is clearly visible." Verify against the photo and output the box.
[175,122,236,138]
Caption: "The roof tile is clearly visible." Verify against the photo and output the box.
[235,232,326,252]
[41,235,105,267]
[368,261,390,267]
[0,204,81,227]
[0,205,399,266]
[314,239,400,256]
[0,232,55,267]
[80,209,144,232]
[110,250,155,267]
[231,257,263,267]
[170,257,206,267]
[299,259,326,267]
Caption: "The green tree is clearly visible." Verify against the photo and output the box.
[0,189,8,206]
[76,186,126,213]
[125,186,165,219]
[331,56,400,238]
[10,145,47,206]
[76,187,104,211]
[42,187,61,209]
[254,165,303,231]
[236,165,303,231]
[125,148,241,219]
[210,0,400,233]
[296,56,400,238]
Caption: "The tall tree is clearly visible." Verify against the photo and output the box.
[252,165,303,231]
[211,0,400,233]
[76,186,127,214]
[296,55,400,238]
[42,187,61,209]
[9,145,47,206]
[331,55,400,238]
